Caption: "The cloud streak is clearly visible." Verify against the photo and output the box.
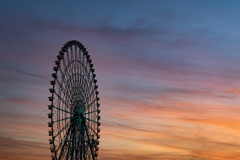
[1,1,240,160]
[3,67,46,79]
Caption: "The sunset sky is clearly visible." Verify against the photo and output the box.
[1,0,240,160]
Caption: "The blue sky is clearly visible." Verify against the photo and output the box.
[1,1,240,160]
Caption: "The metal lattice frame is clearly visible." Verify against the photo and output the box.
[48,40,100,160]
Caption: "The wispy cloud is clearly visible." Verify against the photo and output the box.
[5,98,33,105]
[0,136,49,160]
[1,1,240,160]
[3,67,46,79]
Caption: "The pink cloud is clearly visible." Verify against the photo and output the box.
[5,98,32,106]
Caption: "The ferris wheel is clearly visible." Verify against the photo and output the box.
[47,40,100,160]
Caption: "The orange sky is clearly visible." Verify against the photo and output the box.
[1,1,240,160]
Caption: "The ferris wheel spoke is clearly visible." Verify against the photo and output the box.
[75,48,80,103]
[83,75,90,95]
[77,49,82,105]
[57,125,71,159]
[84,76,90,101]
[67,119,78,160]
[62,125,78,160]
[84,123,93,143]
[54,129,70,150]
[58,95,74,113]
[72,121,79,160]
[54,119,78,154]
[76,120,87,160]
[66,122,79,160]
[85,79,96,102]
[76,66,81,106]
[79,120,85,159]
[83,88,96,105]
[84,135,91,160]
[85,121,97,136]
[81,76,90,92]
[74,88,84,103]
[86,73,93,95]
[58,74,76,106]
[84,98,98,113]
[54,121,71,140]
[65,58,78,97]
[73,83,87,100]
[84,123,95,160]
[78,87,88,104]
[76,121,85,159]
[73,47,78,99]
[80,61,89,76]
[55,95,70,109]
[84,110,98,115]
[53,106,75,115]
[76,74,89,99]
[66,50,71,64]
[59,66,76,100]
[86,85,96,100]
[75,129,81,160]
[71,46,74,62]
[60,120,79,160]
[69,73,77,100]
[86,80,94,100]
[80,64,88,95]
[56,77,75,104]
[85,117,98,124]
[72,122,80,159]
[53,116,79,123]
[55,117,79,150]
[61,58,78,99]
[54,92,75,111]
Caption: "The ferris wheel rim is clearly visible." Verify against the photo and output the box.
[48,40,100,160]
